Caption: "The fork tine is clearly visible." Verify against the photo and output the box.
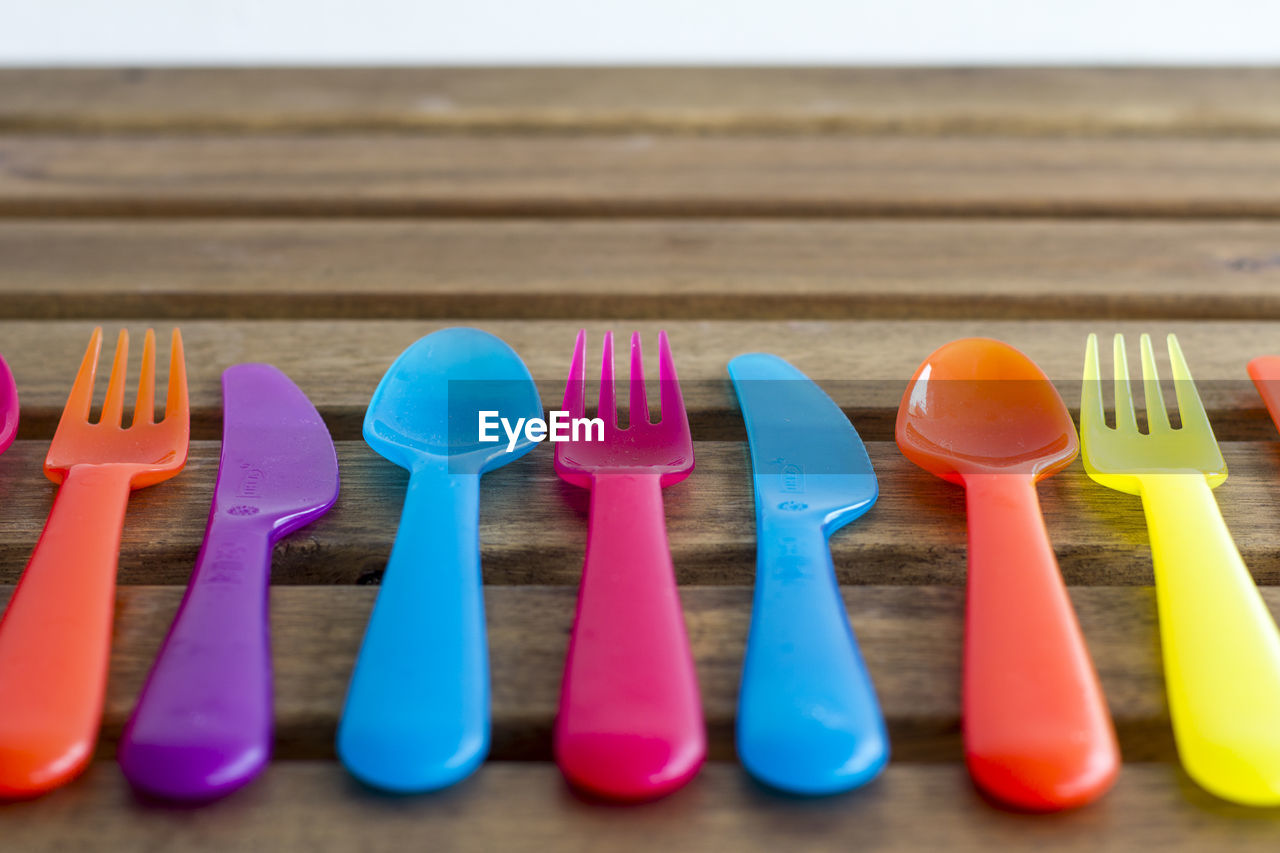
[98,329,130,427]
[629,332,649,427]
[657,330,687,427]
[131,329,156,427]
[64,327,103,422]
[1167,333,1213,435]
[1113,333,1138,432]
[1139,333,1171,432]
[163,328,188,425]
[1081,333,1106,433]
[598,331,616,429]
[562,329,587,418]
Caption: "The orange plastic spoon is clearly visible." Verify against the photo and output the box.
[896,338,1118,811]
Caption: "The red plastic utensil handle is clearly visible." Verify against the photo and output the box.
[0,465,132,797]
[1249,357,1280,429]
[962,472,1119,811]
[554,472,706,801]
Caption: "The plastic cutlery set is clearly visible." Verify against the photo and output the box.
[3,327,1280,811]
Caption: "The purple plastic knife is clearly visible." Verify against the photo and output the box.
[119,363,339,801]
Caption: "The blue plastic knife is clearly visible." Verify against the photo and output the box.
[728,353,888,795]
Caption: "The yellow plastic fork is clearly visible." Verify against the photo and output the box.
[0,327,189,798]
[1082,332,1280,806]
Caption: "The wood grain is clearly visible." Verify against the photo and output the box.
[4,135,1280,217]
[2,583,1180,761]
[2,439,1279,587]
[5,68,1280,843]
[4,68,1280,136]
[3,219,1280,321]
[2,319,1276,442]
[8,762,1280,853]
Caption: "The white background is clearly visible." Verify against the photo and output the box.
[1,0,1278,66]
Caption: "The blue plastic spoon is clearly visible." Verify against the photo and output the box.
[728,353,888,795]
[339,328,542,792]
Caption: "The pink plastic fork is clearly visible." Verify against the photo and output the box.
[553,330,705,802]
[0,355,16,455]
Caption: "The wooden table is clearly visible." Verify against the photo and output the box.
[3,68,1280,850]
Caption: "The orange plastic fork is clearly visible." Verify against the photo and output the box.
[0,327,188,798]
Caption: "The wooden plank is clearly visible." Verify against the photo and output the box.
[7,69,1279,849]
[84,583,1183,761]
[4,219,1280,321]
[2,319,1276,443]
[2,439,1279,587]
[4,135,1280,218]
[8,762,1280,852]
[78,583,1177,761]
[4,69,1280,136]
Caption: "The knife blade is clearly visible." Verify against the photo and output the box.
[729,353,877,525]
[728,353,888,796]
[119,363,339,802]
[210,363,340,531]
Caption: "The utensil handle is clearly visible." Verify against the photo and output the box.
[555,472,705,801]
[119,512,274,801]
[963,472,1118,811]
[737,515,888,794]
[1139,472,1280,805]
[1248,356,1280,426]
[0,465,132,797]
[338,468,487,792]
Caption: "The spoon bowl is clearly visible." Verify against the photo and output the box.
[364,327,543,472]
[897,338,1077,484]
